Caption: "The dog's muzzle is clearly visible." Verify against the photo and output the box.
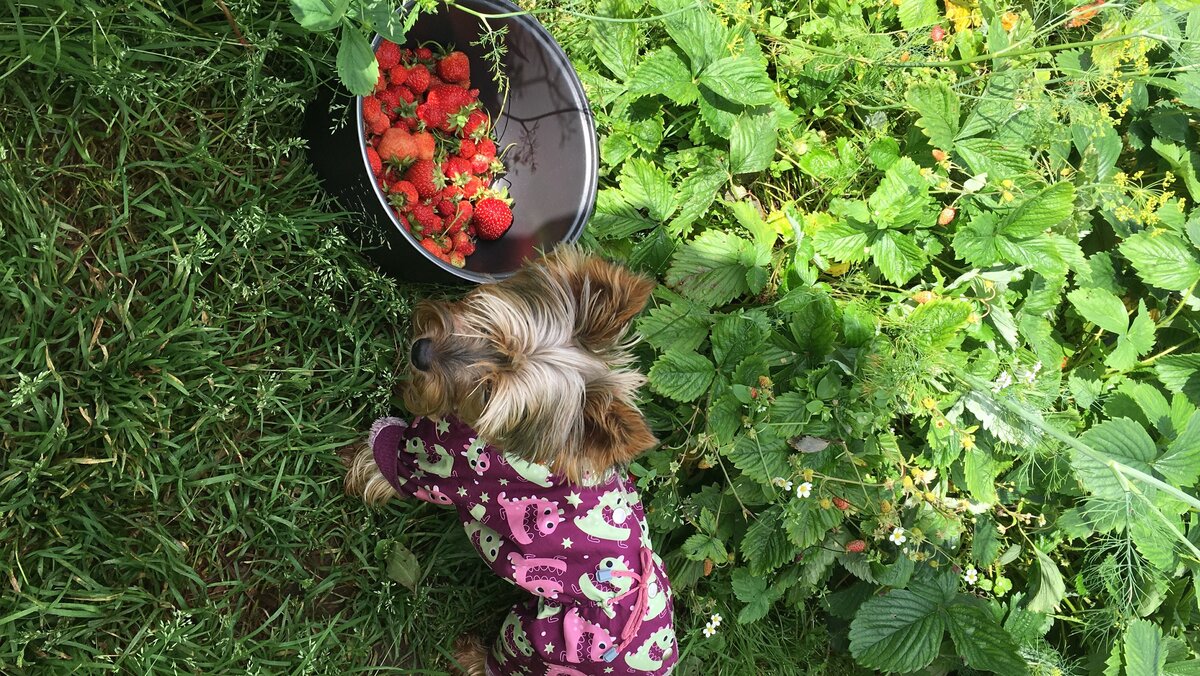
[411,338,434,371]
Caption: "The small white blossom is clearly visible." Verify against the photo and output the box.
[992,371,1013,392]
[703,623,717,638]
[710,613,723,627]
[889,528,908,545]
[772,477,794,492]
[963,567,979,585]
[919,468,937,485]
[796,482,813,499]
[966,501,992,515]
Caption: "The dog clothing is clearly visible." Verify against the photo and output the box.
[370,415,677,675]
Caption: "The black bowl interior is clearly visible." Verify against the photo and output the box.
[364,0,597,282]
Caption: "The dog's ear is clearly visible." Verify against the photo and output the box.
[555,390,657,483]
[542,247,655,351]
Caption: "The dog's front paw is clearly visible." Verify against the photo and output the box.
[451,634,488,676]
[343,442,401,506]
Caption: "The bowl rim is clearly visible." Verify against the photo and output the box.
[356,0,598,284]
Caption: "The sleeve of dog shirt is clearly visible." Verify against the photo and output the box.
[371,416,470,508]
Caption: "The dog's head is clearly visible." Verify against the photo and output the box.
[403,245,658,483]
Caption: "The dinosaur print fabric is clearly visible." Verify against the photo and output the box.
[370,416,677,675]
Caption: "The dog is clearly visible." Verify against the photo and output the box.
[344,245,678,675]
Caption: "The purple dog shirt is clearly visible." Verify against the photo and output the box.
[370,415,677,675]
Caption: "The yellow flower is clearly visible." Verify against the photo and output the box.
[921,397,937,410]
[1001,11,1018,31]
[961,434,976,450]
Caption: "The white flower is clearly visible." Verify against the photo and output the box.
[710,613,723,627]
[703,623,717,638]
[1020,361,1043,384]
[966,501,992,515]
[963,173,988,193]
[919,468,937,485]
[772,477,794,492]
[889,528,908,545]
[796,482,813,499]
[963,567,979,585]
[992,371,1013,392]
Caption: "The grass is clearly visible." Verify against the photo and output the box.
[0,1,840,673]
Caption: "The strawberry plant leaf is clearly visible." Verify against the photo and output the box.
[1067,287,1129,336]
[906,82,960,151]
[291,0,350,31]
[784,499,843,549]
[337,28,378,96]
[1155,411,1200,486]
[712,313,768,371]
[963,446,1000,504]
[668,150,729,236]
[731,567,783,624]
[730,110,778,174]
[591,189,656,238]
[1150,138,1200,202]
[1124,619,1168,676]
[683,533,727,561]
[1120,231,1200,292]
[1154,354,1200,399]
[953,212,1004,268]
[618,157,677,222]
[897,0,940,31]
[1025,548,1066,613]
[699,56,776,107]
[1106,302,1155,371]
[1000,182,1076,239]
[365,0,411,43]
[742,506,799,575]
[386,541,421,591]
[814,205,871,263]
[666,230,766,307]
[627,48,698,104]
[872,230,927,285]
[946,600,1028,675]
[954,137,1034,183]
[637,301,712,352]
[1074,418,1157,500]
[848,576,954,673]
[725,427,790,485]
[589,21,641,81]
[648,349,715,402]
[867,158,932,227]
[655,0,726,73]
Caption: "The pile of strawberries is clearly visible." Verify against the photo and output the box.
[362,41,514,268]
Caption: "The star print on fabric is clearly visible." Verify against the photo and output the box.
[543,642,554,653]
[497,478,509,486]
[604,669,614,674]
[565,491,583,507]
[562,537,573,549]
[479,492,490,503]
[435,418,451,435]
[412,469,425,479]
[456,487,468,497]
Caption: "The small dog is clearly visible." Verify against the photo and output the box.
[345,245,678,675]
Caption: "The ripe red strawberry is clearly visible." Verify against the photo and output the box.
[436,199,456,217]
[362,96,389,134]
[389,180,419,208]
[389,65,409,86]
[404,160,441,199]
[833,497,851,511]
[415,46,433,61]
[457,138,476,159]
[463,176,485,199]
[473,198,512,240]
[442,156,472,183]
[374,70,387,94]
[376,41,401,70]
[395,86,415,104]
[396,212,411,231]
[410,203,442,233]
[448,251,466,268]
[366,147,383,176]
[440,185,464,203]
[473,137,496,161]
[406,66,431,93]
[445,200,473,234]
[378,128,435,164]
[437,51,470,84]
[460,109,487,138]
[419,237,442,257]
[379,89,402,116]
[846,540,867,553]
[452,230,476,256]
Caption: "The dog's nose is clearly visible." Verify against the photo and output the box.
[411,338,434,371]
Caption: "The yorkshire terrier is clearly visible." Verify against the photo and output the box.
[344,245,678,675]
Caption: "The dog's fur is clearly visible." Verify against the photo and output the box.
[344,245,660,673]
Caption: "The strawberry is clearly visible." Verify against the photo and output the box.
[379,88,402,117]
[410,203,442,233]
[436,199,456,217]
[374,70,387,94]
[366,147,383,176]
[419,237,443,258]
[378,128,435,164]
[437,51,470,84]
[463,176,486,199]
[396,212,411,231]
[451,230,475,256]
[362,96,390,135]
[473,137,496,161]
[832,497,851,511]
[376,41,401,70]
[423,85,478,131]
[930,25,946,42]
[406,65,431,93]
[395,86,416,104]
[442,156,472,183]
[404,160,441,199]
[460,109,488,138]
[440,185,464,203]
[389,180,419,208]
[448,251,466,268]
[415,46,433,61]
[457,138,476,159]
[845,540,867,553]
[445,200,473,234]
[388,65,410,86]
[938,206,957,225]
[472,198,512,240]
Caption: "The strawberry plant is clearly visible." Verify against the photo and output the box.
[545,0,1200,672]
